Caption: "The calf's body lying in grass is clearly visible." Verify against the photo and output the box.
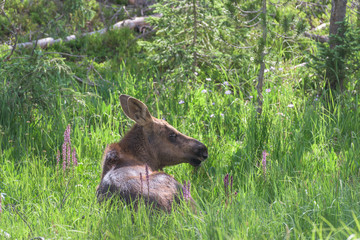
[96,95,208,211]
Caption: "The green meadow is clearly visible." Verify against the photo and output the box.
[1,0,360,239]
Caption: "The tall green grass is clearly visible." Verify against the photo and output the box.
[1,61,360,239]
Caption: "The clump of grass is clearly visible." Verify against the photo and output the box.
[0,193,2,215]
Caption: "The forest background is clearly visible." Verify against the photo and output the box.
[0,0,360,239]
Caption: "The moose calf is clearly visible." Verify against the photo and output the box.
[96,95,208,212]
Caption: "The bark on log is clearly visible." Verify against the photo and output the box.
[8,15,160,50]
[303,32,329,43]
[303,23,330,43]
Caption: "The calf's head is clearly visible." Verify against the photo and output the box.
[120,95,208,169]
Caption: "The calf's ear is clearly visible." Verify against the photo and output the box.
[120,94,132,118]
[125,97,153,126]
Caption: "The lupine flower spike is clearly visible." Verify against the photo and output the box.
[224,173,229,196]
[182,181,191,202]
[62,142,67,171]
[58,124,78,173]
[224,174,237,206]
[139,173,143,195]
[187,180,191,200]
[145,164,150,197]
[224,174,229,205]
[262,150,267,178]
[72,147,78,166]
[66,125,71,166]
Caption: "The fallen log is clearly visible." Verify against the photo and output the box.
[303,32,329,43]
[8,15,160,50]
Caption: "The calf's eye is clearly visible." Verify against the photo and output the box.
[169,132,177,142]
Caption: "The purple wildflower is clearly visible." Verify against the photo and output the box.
[182,181,188,200]
[224,174,236,206]
[56,150,60,167]
[266,89,271,93]
[62,124,71,167]
[59,124,79,171]
[72,147,77,166]
[187,181,191,199]
[224,173,229,195]
[62,142,67,171]
[145,164,150,196]
[63,126,67,144]
[182,180,191,202]
[140,172,143,195]
[68,125,71,144]
[67,142,71,166]
[179,100,185,105]
[225,90,232,95]
[262,150,267,177]
[201,89,207,93]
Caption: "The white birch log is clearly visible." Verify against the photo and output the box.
[8,15,159,50]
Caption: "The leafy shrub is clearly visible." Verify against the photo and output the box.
[46,27,138,83]
[0,51,73,126]
[0,0,102,43]
[140,0,243,81]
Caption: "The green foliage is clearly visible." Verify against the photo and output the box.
[0,51,71,116]
[140,0,239,81]
[63,0,98,31]
[0,0,121,43]
[1,66,360,238]
[44,27,139,89]
[1,0,360,239]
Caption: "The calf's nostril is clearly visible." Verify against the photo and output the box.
[194,142,208,160]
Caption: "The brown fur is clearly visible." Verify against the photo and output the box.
[96,95,208,212]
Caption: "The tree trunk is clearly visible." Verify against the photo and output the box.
[192,0,198,72]
[326,0,347,91]
[357,0,360,28]
[256,0,267,115]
